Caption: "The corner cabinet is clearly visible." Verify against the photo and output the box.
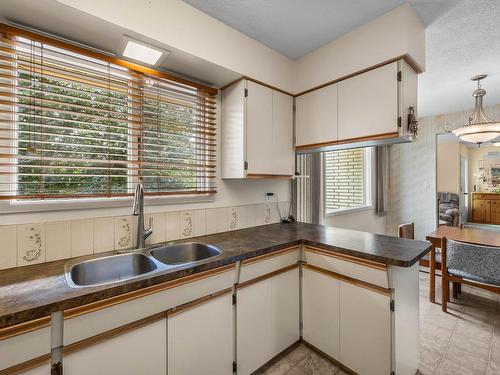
[296,59,418,151]
[221,79,294,178]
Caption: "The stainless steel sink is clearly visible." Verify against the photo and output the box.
[66,253,157,287]
[150,243,223,266]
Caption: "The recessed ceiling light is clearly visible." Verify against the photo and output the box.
[121,37,168,66]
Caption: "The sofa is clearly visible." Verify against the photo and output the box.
[438,192,460,227]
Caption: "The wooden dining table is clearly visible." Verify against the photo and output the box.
[425,226,500,303]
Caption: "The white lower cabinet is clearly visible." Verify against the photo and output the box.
[339,281,391,375]
[19,364,51,375]
[237,268,299,375]
[64,318,167,375]
[302,267,340,359]
[167,292,234,375]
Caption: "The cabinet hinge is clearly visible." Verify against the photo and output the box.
[233,361,237,373]
[244,88,248,97]
[51,362,63,375]
[244,161,248,170]
[390,300,395,312]
[397,116,402,128]
[232,293,237,305]
[397,71,402,82]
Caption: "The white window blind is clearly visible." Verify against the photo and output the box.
[0,25,217,201]
[324,148,369,214]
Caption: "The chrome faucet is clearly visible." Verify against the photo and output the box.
[132,183,152,249]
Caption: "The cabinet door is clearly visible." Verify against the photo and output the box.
[246,80,273,174]
[338,62,398,141]
[168,293,233,375]
[237,268,299,375]
[64,318,166,375]
[472,198,490,223]
[272,90,294,175]
[302,267,340,359]
[492,200,500,224]
[295,84,338,147]
[339,281,391,375]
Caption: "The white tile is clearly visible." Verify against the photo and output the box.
[114,216,134,250]
[260,203,273,225]
[255,204,265,226]
[205,208,218,235]
[193,210,206,237]
[228,206,245,230]
[216,207,228,233]
[93,217,114,253]
[166,211,180,241]
[17,223,45,266]
[0,226,17,270]
[270,202,281,223]
[145,213,167,245]
[245,205,257,228]
[180,210,194,239]
[71,220,94,257]
[46,221,71,262]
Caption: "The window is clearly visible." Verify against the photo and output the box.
[323,147,371,215]
[0,25,217,202]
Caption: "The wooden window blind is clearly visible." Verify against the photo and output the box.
[324,148,367,213]
[0,25,217,200]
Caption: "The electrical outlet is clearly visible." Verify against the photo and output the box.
[265,192,274,202]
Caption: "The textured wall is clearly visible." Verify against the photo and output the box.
[387,103,500,240]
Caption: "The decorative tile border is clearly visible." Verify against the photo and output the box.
[0,202,289,270]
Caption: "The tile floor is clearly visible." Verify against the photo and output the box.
[256,271,500,375]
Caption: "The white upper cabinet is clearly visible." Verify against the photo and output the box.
[295,83,338,148]
[295,59,418,151]
[221,79,294,178]
[338,62,398,141]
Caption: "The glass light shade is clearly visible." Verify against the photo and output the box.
[452,122,500,143]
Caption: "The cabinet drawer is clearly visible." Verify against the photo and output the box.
[239,247,299,283]
[0,323,50,371]
[64,265,236,345]
[304,247,388,288]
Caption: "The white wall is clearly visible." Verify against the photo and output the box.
[55,0,295,92]
[292,3,425,93]
[388,104,500,240]
[437,142,460,195]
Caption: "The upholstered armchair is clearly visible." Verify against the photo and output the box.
[438,192,460,227]
[441,238,500,312]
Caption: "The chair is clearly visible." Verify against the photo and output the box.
[441,237,500,312]
[438,192,460,227]
[398,223,414,239]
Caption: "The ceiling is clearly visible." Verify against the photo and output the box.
[183,0,457,60]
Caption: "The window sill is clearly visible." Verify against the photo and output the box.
[325,205,373,218]
[0,194,216,214]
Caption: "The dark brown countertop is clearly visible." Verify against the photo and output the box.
[0,222,431,329]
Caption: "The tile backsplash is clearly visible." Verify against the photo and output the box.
[0,202,290,270]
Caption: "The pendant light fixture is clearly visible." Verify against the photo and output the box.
[452,75,500,145]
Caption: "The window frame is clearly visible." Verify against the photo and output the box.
[0,24,218,213]
[323,147,373,218]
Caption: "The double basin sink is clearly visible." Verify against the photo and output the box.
[66,243,223,288]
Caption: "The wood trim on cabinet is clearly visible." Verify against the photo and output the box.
[236,263,299,290]
[241,246,300,266]
[220,76,293,96]
[63,311,166,356]
[0,23,218,96]
[295,132,400,152]
[0,315,51,341]
[294,54,422,97]
[303,263,391,297]
[0,354,50,375]
[245,173,293,179]
[166,288,233,317]
[304,246,387,271]
[64,264,235,320]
